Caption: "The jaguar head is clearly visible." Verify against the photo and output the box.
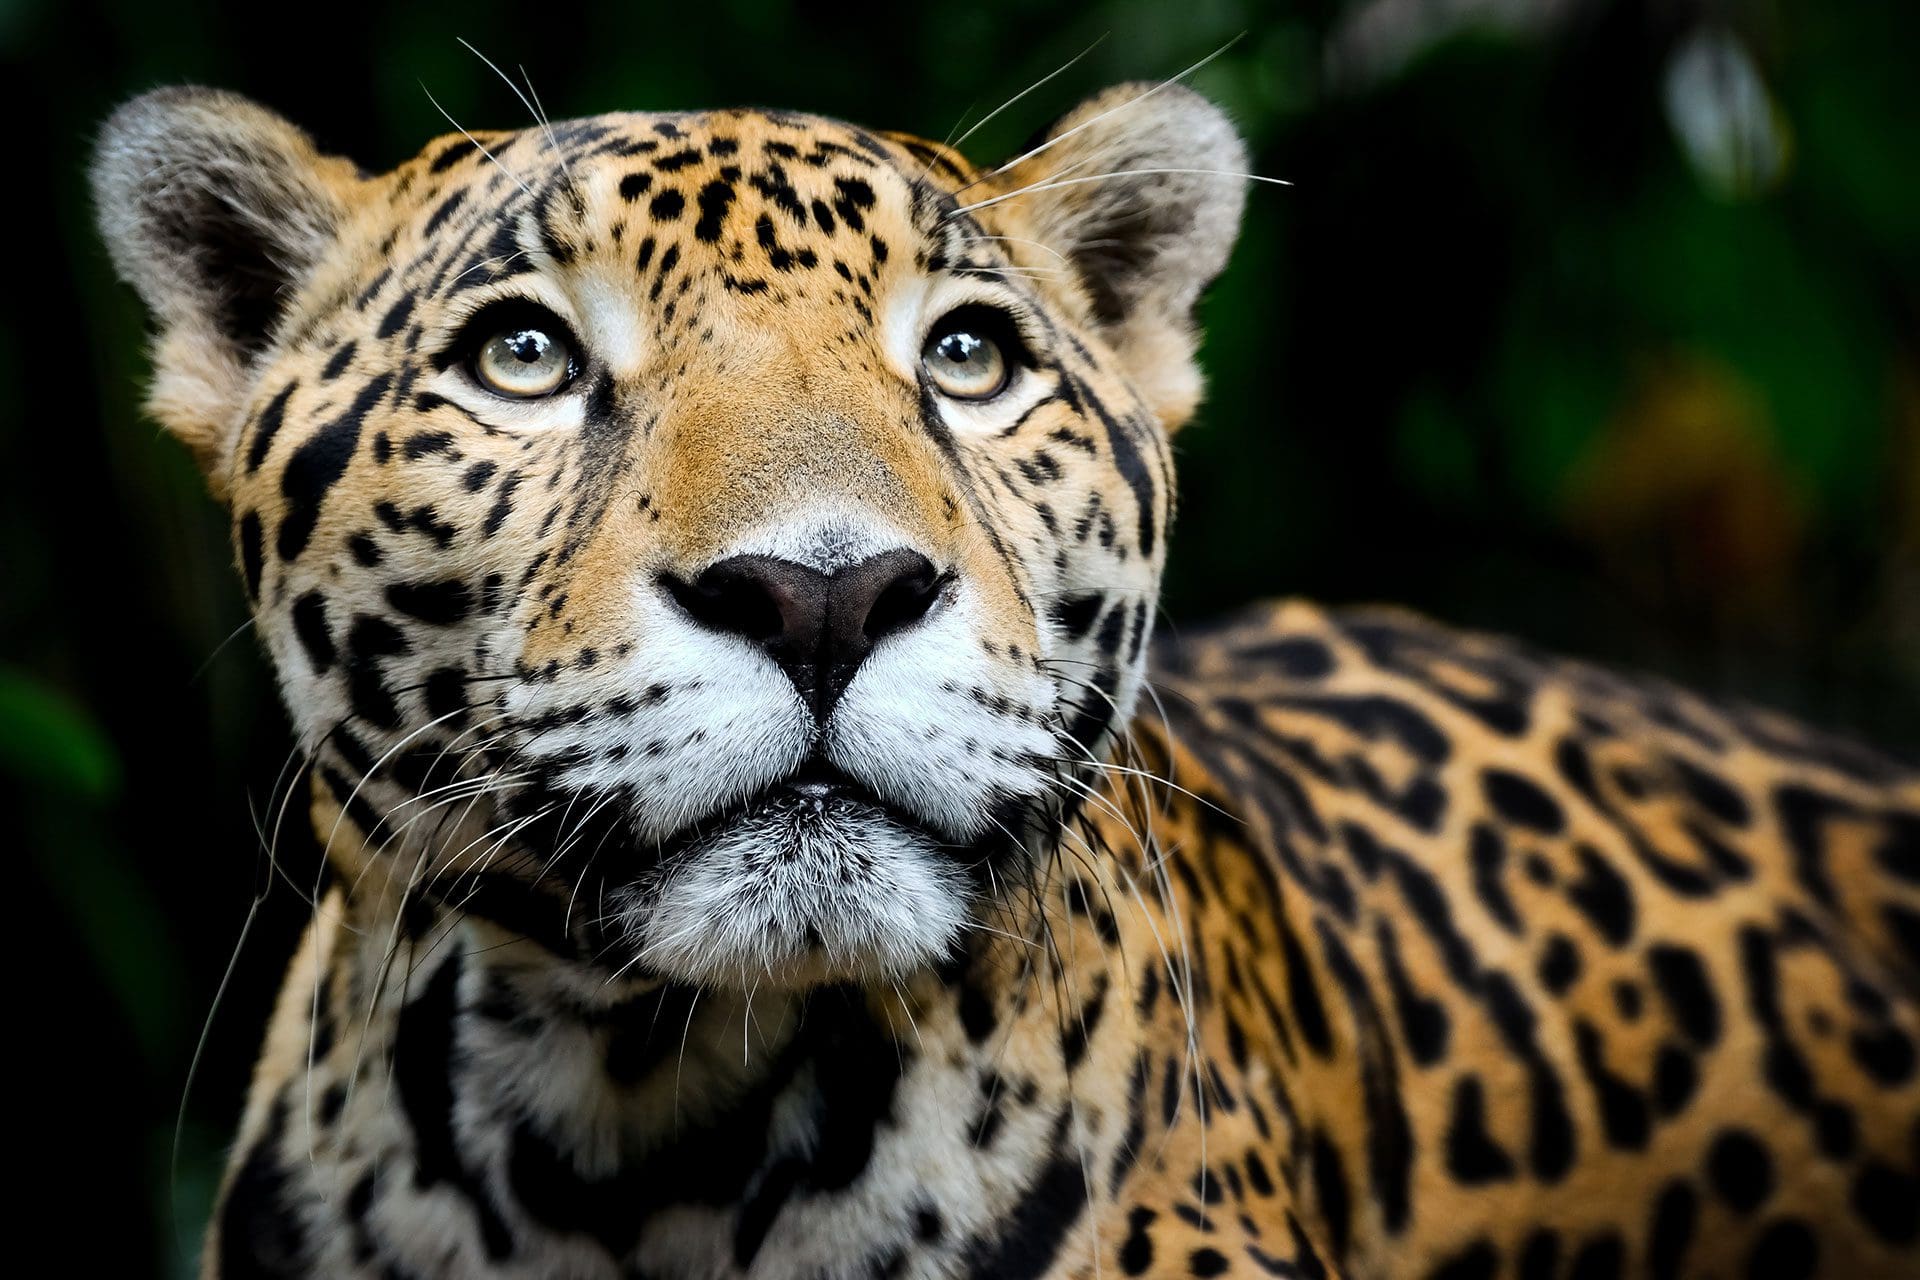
[93,83,1246,988]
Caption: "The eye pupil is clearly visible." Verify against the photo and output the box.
[939,332,984,365]
[506,329,549,363]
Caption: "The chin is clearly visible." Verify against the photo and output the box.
[604,766,982,989]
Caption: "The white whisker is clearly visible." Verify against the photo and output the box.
[968,36,1245,189]
[420,83,536,200]
[951,33,1110,156]
[950,167,1289,218]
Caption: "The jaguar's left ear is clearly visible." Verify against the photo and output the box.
[987,83,1248,430]
[91,87,362,495]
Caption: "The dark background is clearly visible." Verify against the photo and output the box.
[4,0,1914,1273]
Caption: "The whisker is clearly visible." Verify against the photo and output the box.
[673,985,705,1129]
[420,83,536,200]
[967,232,1071,266]
[170,844,272,1247]
[960,35,1246,194]
[452,248,532,287]
[188,615,257,686]
[950,167,1290,218]
[950,32,1110,156]
[455,37,583,201]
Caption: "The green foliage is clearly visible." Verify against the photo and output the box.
[0,669,120,797]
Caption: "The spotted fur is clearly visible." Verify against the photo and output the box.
[93,84,1919,1279]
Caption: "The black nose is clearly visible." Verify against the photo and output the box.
[664,549,944,717]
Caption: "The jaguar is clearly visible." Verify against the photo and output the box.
[92,77,1920,1279]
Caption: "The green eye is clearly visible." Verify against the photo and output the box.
[470,313,575,398]
[922,310,1015,401]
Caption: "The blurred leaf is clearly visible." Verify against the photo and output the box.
[0,668,121,797]
[1663,27,1790,200]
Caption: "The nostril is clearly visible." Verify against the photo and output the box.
[863,559,945,641]
[661,566,788,643]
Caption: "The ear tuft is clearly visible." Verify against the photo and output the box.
[989,84,1248,428]
[91,88,354,483]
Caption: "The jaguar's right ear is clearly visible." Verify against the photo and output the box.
[92,87,361,493]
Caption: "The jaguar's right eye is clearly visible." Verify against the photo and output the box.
[455,302,580,399]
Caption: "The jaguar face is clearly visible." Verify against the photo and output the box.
[93,84,1246,988]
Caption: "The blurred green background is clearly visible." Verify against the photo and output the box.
[4,0,1915,1272]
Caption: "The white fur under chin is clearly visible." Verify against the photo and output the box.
[615,795,971,989]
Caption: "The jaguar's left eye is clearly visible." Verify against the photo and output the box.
[922,307,1020,401]
[475,322,574,398]
[449,300,581,400]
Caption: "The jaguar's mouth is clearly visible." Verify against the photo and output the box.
[494,753,1014,987]
[607,755,988,986]
[644,755,965,871]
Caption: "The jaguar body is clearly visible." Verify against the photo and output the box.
[92,82,1919,1278]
